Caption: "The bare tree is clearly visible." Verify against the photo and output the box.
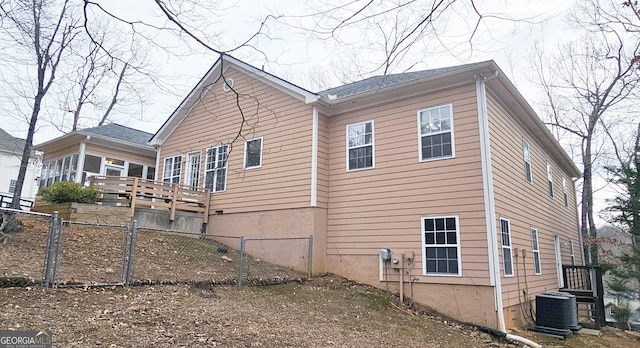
[0,0,78,209]
[532,2,640,264]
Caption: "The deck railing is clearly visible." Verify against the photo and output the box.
[90,176,211,223]
[561,265,606,328]
[0,193,34,209]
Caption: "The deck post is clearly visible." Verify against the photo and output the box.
[170,183,178,221]
[130,177,139,218]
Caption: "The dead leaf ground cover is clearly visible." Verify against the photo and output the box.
[2,212,639,347]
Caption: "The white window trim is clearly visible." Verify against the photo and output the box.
[547,161,554,198]
[531,227,542,275]
[163,155,182,183]
[421,215,462,277]
[345,120,375,172]
[563,177,569,208]
[417,103,456,162]
[523,139,533,184]
[243,136,263,169]
[204,144,228,193]
[184,151,202,188]
[500,217,514,277]
[570,240,576,266]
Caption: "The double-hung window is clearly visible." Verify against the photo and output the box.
[547,161,554,198]
[163,155,182,183]
[531,227,541,275]
[346,121,374,171]
[421,216,461,275]
[205,145,228,192]
[500,218,514,277]
[523,140,533,184]
[562,178,569,207]
[8,179,16,193]
[244,137,263,169]
[418,104,454,161]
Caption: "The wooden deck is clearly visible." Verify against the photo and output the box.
[90,176,211,223]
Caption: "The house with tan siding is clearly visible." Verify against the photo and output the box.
[150,54,582,330]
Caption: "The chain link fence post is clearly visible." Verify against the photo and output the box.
[125,220,138,287]
[51,219,66,287]
[237,235,245,286]
[42,211,58,288]
[308,235,313,278]
[120,224,130,284]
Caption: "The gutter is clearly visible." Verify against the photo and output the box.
[475,70,506,331]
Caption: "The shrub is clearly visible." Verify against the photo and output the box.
[39,181,102,204]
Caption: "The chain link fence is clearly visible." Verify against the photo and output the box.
[51,221,130,287]
[2,208,312,288]
[0,207,54,286]
[130,228,312,286]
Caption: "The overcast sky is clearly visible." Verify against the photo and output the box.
[1,0,573,143]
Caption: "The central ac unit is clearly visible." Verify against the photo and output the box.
[529,292,578,338]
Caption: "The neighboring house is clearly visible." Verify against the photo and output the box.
[0,128,41,206]
[34,124,157,188]
[150,55,583,330]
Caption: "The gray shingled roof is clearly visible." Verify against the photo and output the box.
[319,63,480,99]
[81,124,154,147]
[0,128,26,154]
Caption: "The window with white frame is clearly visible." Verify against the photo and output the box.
[547,161,554,198]
[204,145,228,192]
[346,121,374,171]
[244,137,263,169]
[421,216,461,275]
[523,140,533,184]
[570,240,576,266]
[500,218,514,277]
[184,151,201,188]
[418,104,454,161]
[531,227,541,275]
[563,178,569,208]
[39,154,79,188]
[8,179,16,193]
[163,155,182,183]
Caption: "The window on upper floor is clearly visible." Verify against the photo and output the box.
[531,227,541,275]
[421,215,461,276]
[523,139,533,184]
[547,161,554,198]
[163,155,182,184]
[500,218,514,277]
[418,104,454,161]
[563,177,569,208]
[346,120,374,171]
[8,179,16,193]
[244,137,263,169]
[205,144,228,192]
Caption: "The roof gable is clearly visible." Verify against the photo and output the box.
[149,54,318,146]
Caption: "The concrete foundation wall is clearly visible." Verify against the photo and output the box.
[326,253,498,328]
[133,208,204,233]
[207,207,327,274]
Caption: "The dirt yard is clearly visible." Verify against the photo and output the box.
[2,211,639,347]
[1,275,638,347]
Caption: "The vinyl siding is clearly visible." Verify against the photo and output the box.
[326,83,491,286]
[159,67,314,214]
[487,91,581,309]
[316,112,330,208]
